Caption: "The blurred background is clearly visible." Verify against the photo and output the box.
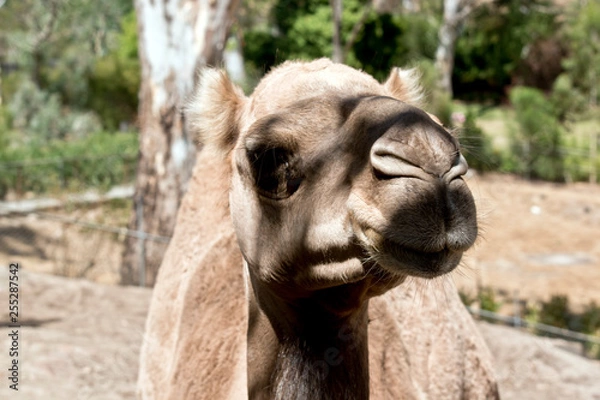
[0,0,599,398]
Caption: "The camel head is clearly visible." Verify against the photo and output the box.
[187,59,477,302]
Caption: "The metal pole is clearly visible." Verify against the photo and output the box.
[513,290,520,327]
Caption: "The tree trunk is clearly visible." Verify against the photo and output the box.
[330,0,343,63]
[435,0,474,97]
[121,0,239,286]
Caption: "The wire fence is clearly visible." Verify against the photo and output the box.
[0,205,170,286]
[35,211,171,244]
[0,153,167,285]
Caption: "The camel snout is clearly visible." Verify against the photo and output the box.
[369,132,466,183]
[370,138,432,181]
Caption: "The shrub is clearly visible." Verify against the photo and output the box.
[478,287,501,314]
[581,302,600,335]
[0,132,138,199]
[458,287,501,324]
[243,0,439,82]
[85,10,140,130]
[350,12,438,81]
[551,74,587,122]
[522,296,600,358]
[459,289,477,307]
[453,0,559,101]
[7,80,102,143]
[582,302,600,358]
[560,1,600,108]
[508,86,565,181]
[562,133,600,183]
[538,295,570,330]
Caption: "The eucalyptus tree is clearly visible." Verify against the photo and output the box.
[120,0,239,286]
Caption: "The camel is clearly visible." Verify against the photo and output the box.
[137,59,499,399]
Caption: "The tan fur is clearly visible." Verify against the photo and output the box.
[138,59,499,399]
[383,67,424,107]
[186,69,247,154]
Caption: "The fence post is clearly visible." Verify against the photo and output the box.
[513,290,520,327]
[15,165,23,198]
[591,130,598,184]
[60,159,66,189]
[136,195,146,287]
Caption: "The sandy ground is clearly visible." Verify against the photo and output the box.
[1,269,599,400]
[0,268,150,400]
[455,173,600,309]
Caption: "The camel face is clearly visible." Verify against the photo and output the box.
[190,59,477,297]
[142,59,498,400]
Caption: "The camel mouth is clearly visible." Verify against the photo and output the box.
[376,239,463,279]
[356,227,463,279]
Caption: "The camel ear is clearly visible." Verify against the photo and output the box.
[384,67,424,106]
[186,69,247,155]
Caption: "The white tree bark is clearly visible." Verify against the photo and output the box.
[435,0,476,97]
[330,0,343,63]
[121,0,239,286]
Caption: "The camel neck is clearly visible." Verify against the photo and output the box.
[246,273,370,400]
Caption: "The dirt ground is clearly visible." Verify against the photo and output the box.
[0,268,150,400]
[455,172,600,310]
[1,173,600,399]
[1,268,599,400]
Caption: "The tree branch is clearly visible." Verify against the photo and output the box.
[31,1,59,49]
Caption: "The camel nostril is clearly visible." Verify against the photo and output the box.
[370,139,430,180]
[443,154,469,182]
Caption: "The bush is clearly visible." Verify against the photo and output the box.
[86,10,140,130]
[582,302,600,358]
[551,74,587,122]
[560,1,600,108]
[350,12,438,81]
[478,287,501,314]
[453,0,559,101]
[523,296,600,358]
[508,86,565,181]
[244,0,347,72]
[581,302,600,335]
[538,295,570,329]
[459,290,477,307]
[458,286,501,324]
[562,133,600,183]
[0,132,138,199]
[243,0,439,82]
[7,80,102,143]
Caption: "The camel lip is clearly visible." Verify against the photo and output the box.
[349,213,465,278]
[376,238,462,279]
[354,227,462,279]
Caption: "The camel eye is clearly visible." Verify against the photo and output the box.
[247,147,302,200]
